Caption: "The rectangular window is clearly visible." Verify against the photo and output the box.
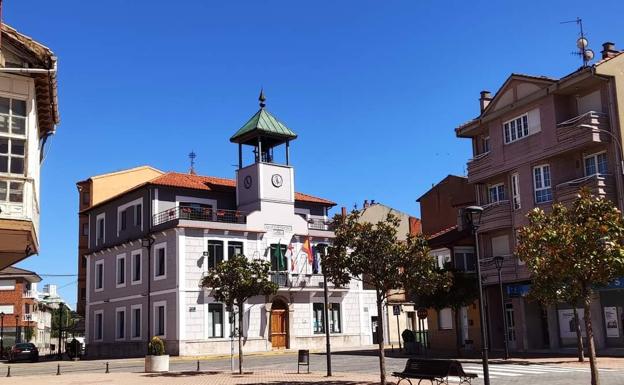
[155,303,166,337]
[0,180,23,203]
[120,209,127,231]
[0,137,26,175]
[439,308,453,330]
[313,303,325,334]
[116,308,125,340]
[135,204,142,227]
[228,241,244,259]
[503,114,529,144]
[116,254,126,287]
[584,152,608,176]
[511,173,521,210]
[94,311,103,341]
[96,214,105,245]
[81,191,90,205]
[483,136,490,153]
[132,251,141,283]
[155,245,166,279]
[0,98,27,176]
[454,247,476,272]
[81,223,89,236]
[0,305,14,314]
[207,303,224,338]
[95,260,104,291]
[131,306,141,339]
[0,279,15,290]
[207,240,224,269]
[488,183,505,203]
[534,164,553,204]
[329,303,341,333]
[270,244,288,271]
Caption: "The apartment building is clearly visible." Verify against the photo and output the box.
[456,43,624,351]
[417,175,480,353]
[76,166,164,316]
[83,96,378,358]
[0,24,60,269]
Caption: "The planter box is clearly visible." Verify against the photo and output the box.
[145,355,170,372]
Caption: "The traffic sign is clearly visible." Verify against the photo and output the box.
[392,305,402,316]
[417,308,428,319]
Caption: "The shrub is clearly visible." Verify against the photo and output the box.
[402,329,415,343]
[148,336,165,356]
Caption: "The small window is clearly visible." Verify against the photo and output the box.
[454,248,476,272]
[207,303,224,338]
[488,183,505,204]
[584,152,608,176]
[132,251,142,283]
[313,303,325,334]
[534,164,553,204]
[81,222,89,236]
[155,246,166,278]
[439,308,453,330]
[207,240,224,269]
[116,255,126,286]
[0,305,14,314]
[155,303,166,337]
[135,204,142,227]
[0,180,23,203]
[482,135,490,154]
[329,303,341,333]
[96,214,105,245]
[511,173,521,210]
[95,261,104,290]
[131,306,142,339]
[116,308,126,340]
[227,241,243,259]
[120,209,127,231]
[94,311,104,341]
[0,137,26,175]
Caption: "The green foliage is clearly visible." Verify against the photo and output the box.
[401,329,415,343]
[148,336,165,356]
[50,305,78,338]
[416,270,478,311]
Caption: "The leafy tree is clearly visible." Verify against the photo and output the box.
[415,269,478,356]
[516,189,624,385]
[50,305,77,338]
[325,211,449,385]
[201,254,278,374]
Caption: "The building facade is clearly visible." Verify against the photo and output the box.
[83,97,378,358]
[0,24,60,269]
[456,43,624,351]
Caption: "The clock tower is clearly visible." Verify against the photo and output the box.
[231,91,298,215]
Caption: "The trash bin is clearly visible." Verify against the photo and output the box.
[297,349,310,373]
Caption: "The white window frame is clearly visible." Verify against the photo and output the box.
[584,151,608,177]
[511,173,521,210]
[488,183,505,204]
[95,213,106,246]
[116,253,126,288]
[483,135,490,154]
[0,279,16,290]
[328,302,342,334]
[453,246,476,272]
[130,304,142,340]
[131,249,142,285]
[117,198,143,235]
[94,310,104,341]
[0,96,28,177]
[0,304,14,314]
[94,260,104,292]
[153,300,167,338]
[503,113,529,144]
[439,308,453,330]
[533,164,553,204]
[430,248,451,269]
[154,242,167,280]
[115,307,126,341]
[207,303,224,338]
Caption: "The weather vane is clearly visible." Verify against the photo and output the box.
[561,17,594,68]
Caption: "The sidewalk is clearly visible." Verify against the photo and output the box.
[0,370,382,385]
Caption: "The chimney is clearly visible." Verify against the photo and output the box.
[371,199,375,205]
[341,206,347,218]
[601,42,618,60]
[479,90,492,113]
[363,200,369,209]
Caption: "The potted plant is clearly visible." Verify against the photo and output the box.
[144,336,169,372]
[402,329,416,355]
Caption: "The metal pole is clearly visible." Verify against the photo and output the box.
[58,303,63,359]
[396,313,402,351]
[0,314,4,358]
[323,273,332,376]
[498,268,509,360]
[473,230,491,385]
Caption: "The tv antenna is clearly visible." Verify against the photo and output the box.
[188,151,197,175]
[561,17,594,67]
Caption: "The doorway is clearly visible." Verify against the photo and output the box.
[505,303,517,350]
[270,299,288,349]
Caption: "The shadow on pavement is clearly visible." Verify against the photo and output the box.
[143,370,223,377]
[245,382,385,385]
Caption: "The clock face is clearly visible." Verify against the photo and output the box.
[271,174,283,188]
[244,175,252,189]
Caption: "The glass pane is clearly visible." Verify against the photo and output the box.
[0,115,8,133]
[455,253,466,270]
[523,115,529,136]
[0,180,7,201]
[598,153,608,174]
[11,139,25,155]
[585,157,596,176]
[9,182,23,203]
[0,156,7,173]
[10,157,24,174]
[11,117,25,135]
[0,138,7,154]
[12,100,26,117]
[543,166,551,187]
[0,97,9,114]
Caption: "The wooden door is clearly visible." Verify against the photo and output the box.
[271,309,287,349]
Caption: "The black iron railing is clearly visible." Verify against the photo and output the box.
[270,272,289,287]
[152,206,246,226]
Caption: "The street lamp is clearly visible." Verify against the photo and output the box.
[320,244,332,377]
[493,256,509,360]
[57,302,64,360]
[14,314,19,344]
[0,312,4,358]
[464,205,491,385]
[142,235,155,352]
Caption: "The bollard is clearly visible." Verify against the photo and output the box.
[196,360,200,372]
[106,362,110,374]
[56,363,61,375]
[6,366,10,377]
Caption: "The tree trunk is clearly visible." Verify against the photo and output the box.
[582,289,600,385]
[238,306,244,374]
[376,291,387,385]
[572,307,585,362]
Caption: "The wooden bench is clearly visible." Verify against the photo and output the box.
[392,358,478,385]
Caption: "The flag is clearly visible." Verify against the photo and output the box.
[275,241,285,271]
[287,241,295,271]
[302,237,313,265]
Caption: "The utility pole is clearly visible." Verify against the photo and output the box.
[322,246,332,376]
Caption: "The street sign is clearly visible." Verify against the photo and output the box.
[417,308,428,319]
[392,305,402,316]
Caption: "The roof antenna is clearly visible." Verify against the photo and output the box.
[561,17,594,67]
[188,151,197,175]
[259,88,266,109]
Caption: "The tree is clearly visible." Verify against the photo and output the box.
[200,254,278,374]
[325,211,449,385]
[516,189,624,385]
[416,269,478,356]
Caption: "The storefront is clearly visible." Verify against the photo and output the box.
[598,277,624,348]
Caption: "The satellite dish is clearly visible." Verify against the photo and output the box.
[576,37,588,49]
[584,49,595,61]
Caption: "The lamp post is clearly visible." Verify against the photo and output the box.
[321,245,332,377]
[14,314,19,344]
[0,312,4,358]
[57,302,64,360]
[464,205,490,385]
[142,235,155,352]
[493,256,509,360]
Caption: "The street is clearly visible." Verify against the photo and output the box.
[0,351,622,384]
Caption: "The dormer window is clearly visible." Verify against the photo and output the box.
[503,114,529,144]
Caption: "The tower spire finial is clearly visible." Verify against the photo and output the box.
[188,151,197,175]
[259,88,266,108]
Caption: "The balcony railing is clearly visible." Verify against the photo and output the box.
[22,290,37,299]
[556,111,610,144]
[22,313,39,323]
[467,151,491,179]
[270,272,289,287]
[479,200,512,232]
[555,174,615,205]
[307,218,334,231]
[480,254,530,285]
[269,272,332,289]
[153,206,246,226]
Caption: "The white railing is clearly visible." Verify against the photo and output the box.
[22,290,37,298]
[468,151,490,163]
[556,110,607,128]
[481,199,511,211]
[555,174,610,189]
[22,313,39,323]
[0,177,39,241]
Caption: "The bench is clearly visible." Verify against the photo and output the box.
[392,358,478,385]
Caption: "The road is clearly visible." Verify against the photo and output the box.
[1,351,622,384]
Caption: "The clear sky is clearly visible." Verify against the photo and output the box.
[8,0,624,307]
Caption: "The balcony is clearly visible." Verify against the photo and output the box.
[152,207,246,227]
[480,254,530,285]
[269,272,344,291]
[555,174,615,205]
[556,111,611,147]
[22,313,39,323]
[467,152,492,179]
[22,290,37,299]
[307,218,334,231]
[478,200,512,233]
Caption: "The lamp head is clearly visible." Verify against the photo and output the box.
[464,205,484,230]
[494,255,504,270]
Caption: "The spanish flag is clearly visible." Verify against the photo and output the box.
[302,237,313,265]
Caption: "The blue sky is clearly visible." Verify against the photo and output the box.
[8,0,624,307]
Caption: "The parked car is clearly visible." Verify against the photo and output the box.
[8,343,39,363]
